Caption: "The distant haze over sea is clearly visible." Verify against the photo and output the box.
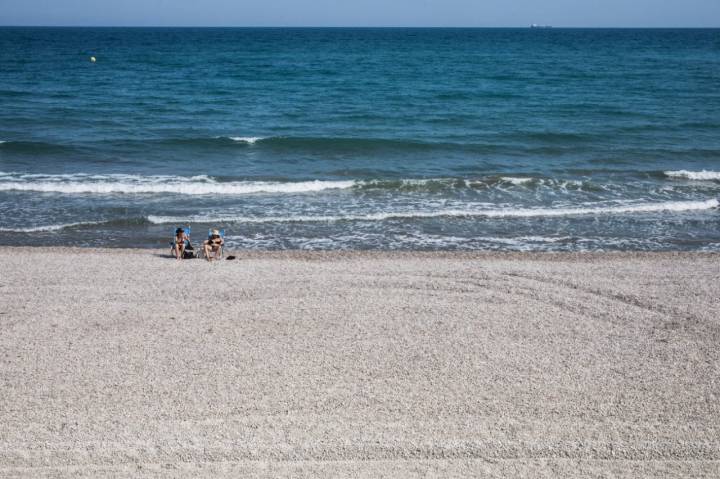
[1,28,719,251]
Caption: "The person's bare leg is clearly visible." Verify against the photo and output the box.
[178,244,185,260]
[204,243,212,261]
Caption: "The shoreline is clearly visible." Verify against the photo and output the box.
[1,248,718,477]
[5,245,720,259]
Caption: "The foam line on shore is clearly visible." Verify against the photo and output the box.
[148,199,719,224]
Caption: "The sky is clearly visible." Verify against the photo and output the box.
[0,0,719,27]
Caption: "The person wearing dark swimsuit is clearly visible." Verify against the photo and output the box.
[173,228,189,260]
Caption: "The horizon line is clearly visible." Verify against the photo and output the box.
[1,25,719,29]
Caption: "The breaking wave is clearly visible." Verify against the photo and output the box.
[227,136,264,144]
[1,171,718,200]
[0,220,107,233]
[0,172,355,195]
[499,177,535,185]
[0,172,602,195]
[665,170,720,181]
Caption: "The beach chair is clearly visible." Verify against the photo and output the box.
[201,228,225,259]
[169,226,194,258]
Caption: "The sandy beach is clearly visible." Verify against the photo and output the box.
[0,248,718,477]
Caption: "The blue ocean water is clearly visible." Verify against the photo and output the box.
[1,27,719,250]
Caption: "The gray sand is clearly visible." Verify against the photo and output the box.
[0,248,719,477]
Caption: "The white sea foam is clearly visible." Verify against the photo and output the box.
[147,199,719,224]
[0,220,105,233]
[500,177,535,185]
[360,178,457,189]
[665,170,720,181]
[0,173,355,195]
[515,235,574,242]
[397,178,439,186]
[228,136,264,144]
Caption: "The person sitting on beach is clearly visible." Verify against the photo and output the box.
[203,229,224,261]
[172,227,189,260]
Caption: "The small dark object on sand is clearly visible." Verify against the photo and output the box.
[226,255,236,260]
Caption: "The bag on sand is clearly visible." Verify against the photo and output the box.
[183,243,196,259]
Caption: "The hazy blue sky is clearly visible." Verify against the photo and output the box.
[1,0,719,27]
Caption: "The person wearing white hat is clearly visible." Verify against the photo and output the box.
[203,229,224,261]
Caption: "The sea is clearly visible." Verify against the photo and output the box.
[1,27,719,251]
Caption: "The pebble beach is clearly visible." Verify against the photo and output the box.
[1,249,719,477]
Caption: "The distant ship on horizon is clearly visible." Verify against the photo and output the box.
[530,24,553,28]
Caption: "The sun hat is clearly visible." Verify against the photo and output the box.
[212,229,220,236]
